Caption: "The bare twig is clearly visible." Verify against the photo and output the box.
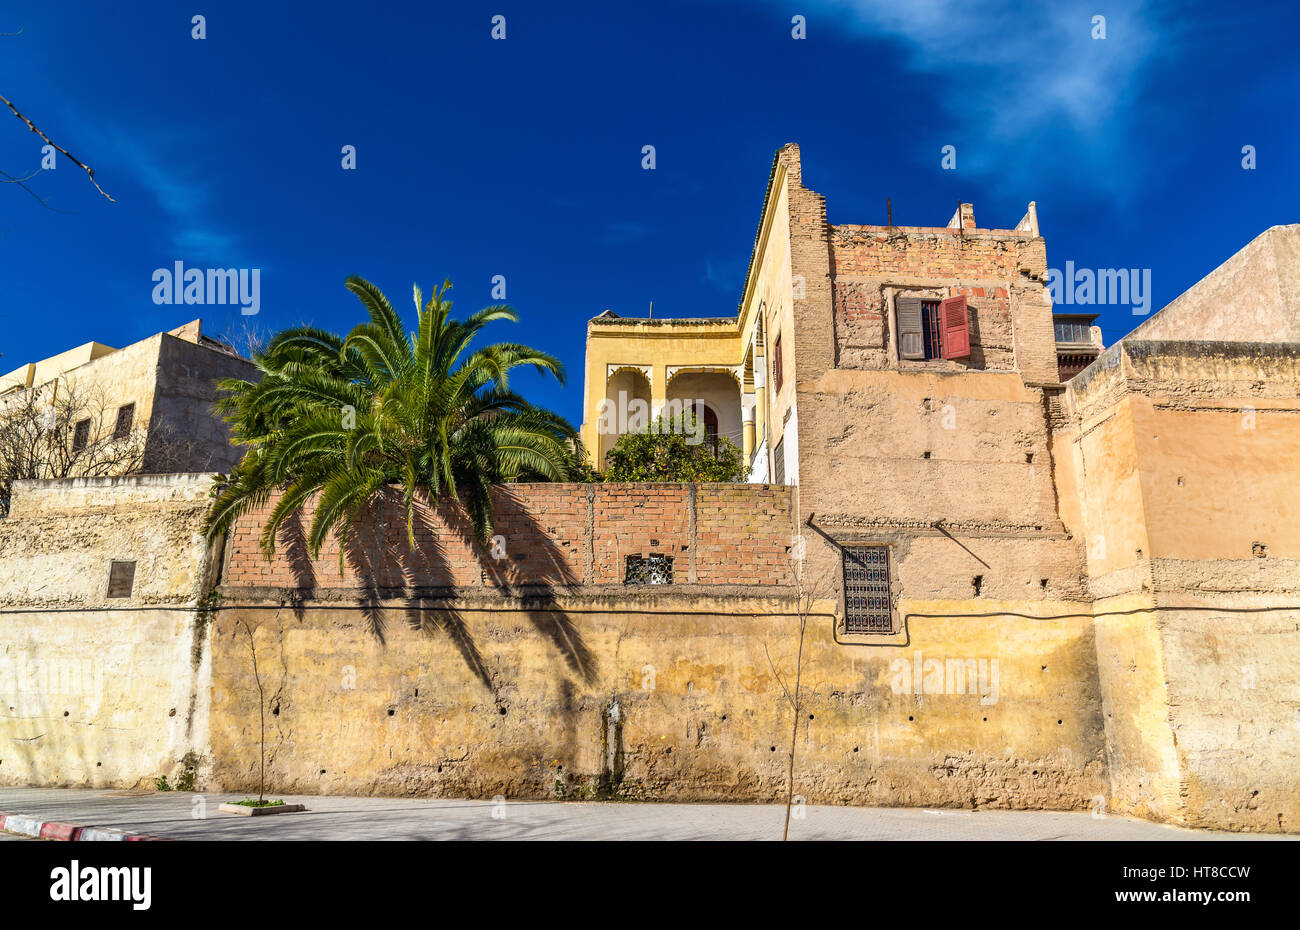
[0,166,70,212]
[0,91,114,201]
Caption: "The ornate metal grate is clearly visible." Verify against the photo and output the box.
[842,546,893,633]
[625,554,673,585]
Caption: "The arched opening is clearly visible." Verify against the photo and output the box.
[666,371,740,459]
[599,368,651,468]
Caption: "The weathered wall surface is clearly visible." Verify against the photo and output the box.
[1060,341,1300,832]
[223,483,795,591]
[145,333,257,473]
[209,480,1107,810]
[206,593,1107,808]
[0,475,218,789]
[1126,225,1300,343]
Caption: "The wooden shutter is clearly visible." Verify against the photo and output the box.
[940,295,970,359]
[896,296,924,359]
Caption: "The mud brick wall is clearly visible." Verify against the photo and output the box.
[828,225,1048,374]
[223,482,794,591]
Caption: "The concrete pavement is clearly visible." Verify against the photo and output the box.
[0,787,1291,840]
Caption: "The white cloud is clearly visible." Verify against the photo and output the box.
[108,131,244,263]
[789,0,1171,191]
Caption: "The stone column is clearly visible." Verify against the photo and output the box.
[742,395,756,461]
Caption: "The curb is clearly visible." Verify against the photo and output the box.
[0,812,165,842]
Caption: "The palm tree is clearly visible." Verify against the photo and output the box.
[203,276,577,564]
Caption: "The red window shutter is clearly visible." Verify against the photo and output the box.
[940,296,970,359]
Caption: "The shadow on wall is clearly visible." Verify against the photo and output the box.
[268,487,597,695]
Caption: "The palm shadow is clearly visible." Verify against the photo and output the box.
[280,485,598,691]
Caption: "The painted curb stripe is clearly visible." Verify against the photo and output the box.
[39,821,84,841]
[0,811,163,841]
[3,815,43,837]
[78,827,129,842]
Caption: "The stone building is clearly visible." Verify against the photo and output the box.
[0,319,257,478]
[0,147,1295,834]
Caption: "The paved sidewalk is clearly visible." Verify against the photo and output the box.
[0,787,1290,840]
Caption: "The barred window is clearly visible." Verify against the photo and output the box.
[113,403,135,440]
[625,555,673,585]
[72,418,91,452]
[842,546,893,633]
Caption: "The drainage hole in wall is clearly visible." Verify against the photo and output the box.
[1057,719,1063,725]
[1032,770,1039,776]
[272,705,280,716]
[665,747,672,754]
[1040,578,1048,590]
[63,710,69,717]
[983,717,988,722]
[770,746,776,752]
[387,708,395,717]
[320,769,326,775]
[852,747,858,753]
[1025,453,1034,464]
[922,451,931,459]
[972,576,983,596]
[499,707,508,716]
[808,714,814,720]
[908,716,914,722]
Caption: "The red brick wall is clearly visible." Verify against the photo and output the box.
[830,225,1031,281]
[222,483,793,591]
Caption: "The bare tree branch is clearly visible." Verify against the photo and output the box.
[0,166,70,212]
[0,91,114,201]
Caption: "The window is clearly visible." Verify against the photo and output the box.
[921,300,943,360]
[625,555,673,585]
[897,295,970,361]
[107,560,136,598]
[1054,321,1091,345]
[72,418,91,452]
[842,546,893,633]
[773,437,785,485]
[771,335,784,392]
[113,403,135,441]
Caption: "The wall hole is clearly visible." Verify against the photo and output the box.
[972,575,983,596]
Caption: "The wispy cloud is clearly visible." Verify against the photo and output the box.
[783,0,1172,193]
[108,131,245,263]
[704,257,745,291]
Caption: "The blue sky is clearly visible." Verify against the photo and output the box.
[1,0,1296,423]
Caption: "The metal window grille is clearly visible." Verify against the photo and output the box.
[72,418,91,452]
[842,546,893,633]
[921,300,942,360]
[113,403,135,440]
[625,555,673,585]
[107,560,136,599]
